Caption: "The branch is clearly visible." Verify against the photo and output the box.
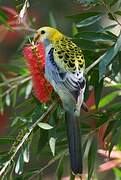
[85,54,104,74]
[0,101,58,177]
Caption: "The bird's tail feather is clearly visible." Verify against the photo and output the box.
[65,112,82,175]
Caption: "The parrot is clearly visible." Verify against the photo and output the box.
[33,27,87,175]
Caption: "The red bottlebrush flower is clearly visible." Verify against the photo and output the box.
[23,43,53,103]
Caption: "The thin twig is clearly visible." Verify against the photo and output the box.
[0,75,30,88]
[0,76,31,98]
[0,85,17,98]
[0,101,57,177]
[85,53,104,74]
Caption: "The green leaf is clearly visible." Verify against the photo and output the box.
[49,12,57,28]
[113,168,121,178]
[0,137,14,144]
[15,152,24,174]
[23,143,30,163]
[11,117,20,127]
[99,34,121,80]
[88,136,97,180]
[103,24,118,31]
[114,11,121,16]
[78,0,100,6]
[90,70,103,108]
[104,120,121,140]
[98,91,119,108]
[38,122,53,130]
[103,120,115,140]
[72,23,78,36]
[25,81,32,99]
[73,38,110,51]
[75,31,116,42]
[5,93,11,106]
[109,127,121,154]
[0,73,10,87]
[76,14,102,28]
[67,12,101,22]
[49,137,56,156]
[112,51,121,77]
[108,102,121,113]
[0,11,13,30]
[8,162,15,180]
[0,10,8,21]
[56,157,64,180]
[12,87,17,107]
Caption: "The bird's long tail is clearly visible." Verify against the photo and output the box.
[65,112,82,175]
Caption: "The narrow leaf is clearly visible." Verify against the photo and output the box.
[56,156,64,180]
[99,34,121,80]
[12,87,17,107]
[23,143,30,163]
[75,31,116,42]
[67,12,101,22]
[103,24,118,31]
[25,80,32,99]
[38,122,53,130]
[5,93,11,106]
[49,137,56,156]
[49,12,57,28]
[98,91,119,108]
[88,136,97,180]
[76,14,102,28]
[15,152,24,174]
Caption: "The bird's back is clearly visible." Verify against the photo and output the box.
[52,36,85,76]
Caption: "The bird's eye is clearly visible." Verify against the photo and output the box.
[41,30,46,34]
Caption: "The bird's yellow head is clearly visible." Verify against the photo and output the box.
[33,27,63,45]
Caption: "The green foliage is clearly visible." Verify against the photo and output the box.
[0,0,121,179]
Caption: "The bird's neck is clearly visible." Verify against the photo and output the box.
[51,31,63,42]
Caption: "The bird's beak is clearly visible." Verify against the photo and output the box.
[32,32,40,45]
